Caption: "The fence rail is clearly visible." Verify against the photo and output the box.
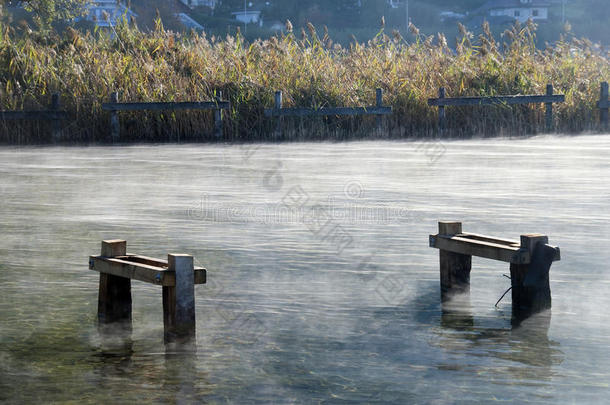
[102,91,230,140]
[264,89,392,135]
[428,84,565,133]
[0,93,66,141]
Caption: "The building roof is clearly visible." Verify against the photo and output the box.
[475,0,551,13]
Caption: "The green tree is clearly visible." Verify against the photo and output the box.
[2,0,89,27]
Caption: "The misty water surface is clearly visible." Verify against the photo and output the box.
[1,135,610,403]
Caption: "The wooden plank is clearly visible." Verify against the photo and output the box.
[102,101,230,111]
[101,240,127,257]
[0,111,68,120]
[457,232,520,247]
[427,94,565,106]
[89,255,206,286]
[430,234,530,264]
[165,254,196,344]
[264,106,392,117]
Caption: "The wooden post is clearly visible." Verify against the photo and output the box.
[51,93,61,142]
[163,254,196,345]
[510,234,552,318]
[98,240,132,334]
[438,87,446,136]
[545,84,553,132]
[274,90,283,140]
[376,88,383,133]
[438,221,471,300]
[110,92,120,141]
[214,90,223,138]
[600,82,609,129]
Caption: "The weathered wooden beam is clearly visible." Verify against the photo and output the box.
[438,87,446,134]
[214,91,224,138]
[376,88,383,131]
[102,101,231,111]
[264,106,392,117]
[163,254,196,345]
[109,92,120,141]
[89,255,206,286]
[511,234,556,318]
[427,94,565,106]
[0,110,68,120]
[599,82,609,128]
[545,84,554,132]
[430,233,529,264]
[51,93,62,141]
[97,240,131,334]
[438,222,471,299]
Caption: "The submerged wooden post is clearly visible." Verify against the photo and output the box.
[51,93,61,141]
[163,254,196,345]
[97,240,132,334]
[274,90,283,139]
[545,84,554,132]
[110,92,120,141]
[511,234,553,318]
[600,82,609,129]
[438,222,471,300]
[214,90,223,138]
[376,88,383,132]
[438,87,446,136]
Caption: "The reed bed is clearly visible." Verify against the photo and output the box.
[0,19,608,144]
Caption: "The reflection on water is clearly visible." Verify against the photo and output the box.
[1,135,610,403]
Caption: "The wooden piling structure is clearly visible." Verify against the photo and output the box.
[438,87,446,135]
[274,90,283,139]
[430,222,560,318]
[97,240,132,333]
[214,90,224,138]
[376,88,384,132]
[109,92,120,141]
[90,240,206,346]
[545,84,554,132]
[51,93,62,141]
[599,82,609,130]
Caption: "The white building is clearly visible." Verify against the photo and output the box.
[81,0,137,27]
[231,10,263,26]
[476,0,550,23]
[178,0,218,10]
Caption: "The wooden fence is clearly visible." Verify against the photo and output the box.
[101,91,230,140]
[264,88,392,133]
[428,84,565,133]
[0,93,67,141]
[3,83,609,142]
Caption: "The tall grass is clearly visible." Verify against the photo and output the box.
[0,19,608,144]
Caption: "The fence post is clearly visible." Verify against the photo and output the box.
[274,90,283,140]
[600,82,609,130]
[214,90,223,139]
[438,87,446,136]
[376,88,383,133]
[110,92,120,141]
[51,93,61,141]
[545,84,554,132]
[98,240,132,336]
[163,254,196,346]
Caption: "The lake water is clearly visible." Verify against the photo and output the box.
[1,135,610,403]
